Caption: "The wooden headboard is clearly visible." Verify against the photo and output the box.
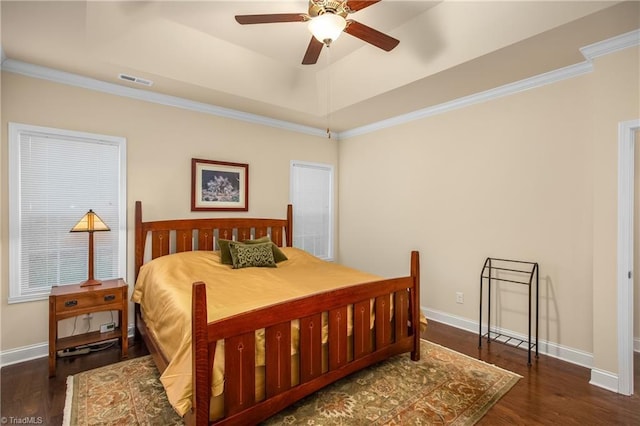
[134,201,293,279]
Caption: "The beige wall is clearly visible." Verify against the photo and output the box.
[0,72,337,351]
[339,47,639,372]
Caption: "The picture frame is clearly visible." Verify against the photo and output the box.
[191,158,249,211]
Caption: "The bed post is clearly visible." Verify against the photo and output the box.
[410,250,421,361]
[286,204,293,247]
[191,282,212,426]
[134,201,144,342]
[135,201,144,280]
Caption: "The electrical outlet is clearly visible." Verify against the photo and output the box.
[456,292,464,304]
[100,322,116,333]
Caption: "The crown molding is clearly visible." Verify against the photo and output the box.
[340,60,593,139]
[580,28,640,60]
[2,28,638,141]
[341,28,640,140]
[1,58,328,139]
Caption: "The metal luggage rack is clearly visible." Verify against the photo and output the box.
[478,257,539,365]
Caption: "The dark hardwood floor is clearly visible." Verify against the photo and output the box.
[424,321,640,426]
[0,338,149,425]
[1,321,638,425]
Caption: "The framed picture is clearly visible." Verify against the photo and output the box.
[191,158,249,211]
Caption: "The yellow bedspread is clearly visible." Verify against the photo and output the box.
[131,247,382,416]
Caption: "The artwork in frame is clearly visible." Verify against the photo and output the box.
[191,158,249,211]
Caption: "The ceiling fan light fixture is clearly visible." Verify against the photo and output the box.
[308,13,346,45]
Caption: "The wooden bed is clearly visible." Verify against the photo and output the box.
[133,201,421,426]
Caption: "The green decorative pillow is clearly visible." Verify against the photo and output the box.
[229,241,277,269]
[243,236,288,263]
[218,239,233,265]
[270,244,288,263]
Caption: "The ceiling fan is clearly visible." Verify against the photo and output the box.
[235,0,400,65]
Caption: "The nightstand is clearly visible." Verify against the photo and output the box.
[48,278,128,377]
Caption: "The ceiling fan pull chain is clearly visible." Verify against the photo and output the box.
[326,45,332,139]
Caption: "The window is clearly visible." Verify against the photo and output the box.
[8,123,126,303]
[290,160,334,260]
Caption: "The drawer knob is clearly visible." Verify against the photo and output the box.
[104,294,116,302]
[64,300,78,307]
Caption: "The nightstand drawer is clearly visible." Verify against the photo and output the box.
[55,289,123,313]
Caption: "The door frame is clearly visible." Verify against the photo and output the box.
[618,119,639,395]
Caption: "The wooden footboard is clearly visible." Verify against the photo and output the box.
[188,251,420,426]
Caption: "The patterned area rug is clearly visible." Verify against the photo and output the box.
[64,340,520,425]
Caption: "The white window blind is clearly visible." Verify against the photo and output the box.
[9,123,126,303]
[290,160,334,260]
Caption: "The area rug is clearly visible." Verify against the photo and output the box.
[64,340,520,425]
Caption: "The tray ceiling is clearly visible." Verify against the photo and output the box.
[2,1,638,132]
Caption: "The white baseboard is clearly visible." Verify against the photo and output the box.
[424,307,479,334]
[0,342,49,367]
[590,368,620,393]
[423,307,632,394]
[0,325,136,368]
[422,307,593,368]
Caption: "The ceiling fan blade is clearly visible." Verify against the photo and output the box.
[344,20,399,51]
[346,0,382,12]
[235,13,306,25]
[302,37,324,65]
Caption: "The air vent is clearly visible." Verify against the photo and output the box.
[118,73,153,87]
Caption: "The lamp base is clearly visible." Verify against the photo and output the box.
[80,279,102,287]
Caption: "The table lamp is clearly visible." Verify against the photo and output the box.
[70,209,110,287]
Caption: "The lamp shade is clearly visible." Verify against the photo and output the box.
[70,209,110,232]
[308,13,346,45]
